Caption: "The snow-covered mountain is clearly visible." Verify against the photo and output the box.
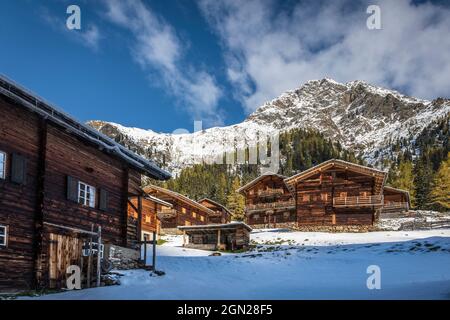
[88,79,450,175]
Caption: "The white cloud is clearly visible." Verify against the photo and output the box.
[103,0,223,126]
[199,0,450,113]
[40,7,101,51]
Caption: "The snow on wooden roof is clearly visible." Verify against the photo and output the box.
[143,185,215,215]
[237,171,287,194]
[178,221,252,232]
[198,198,232,215]
[0,74,171,180]
[284,159,387,194]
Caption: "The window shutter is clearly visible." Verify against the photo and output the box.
[99,189,109,211]
[11,153,27,184]
[67,176,79,202]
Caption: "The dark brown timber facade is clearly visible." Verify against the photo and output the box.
[0,75,170,292]
[239,160,411,230]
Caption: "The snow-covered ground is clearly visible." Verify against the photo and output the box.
[24,229,450,300]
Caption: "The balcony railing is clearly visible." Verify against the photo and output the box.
[333,195,384,207]
[157,208,177,219]
[246,199,295,212]
[257,188,284,198]
[381,202,409,212]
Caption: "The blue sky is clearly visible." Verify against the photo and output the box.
[1,0,450,133]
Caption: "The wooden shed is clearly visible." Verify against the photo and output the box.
[178,222,252,251]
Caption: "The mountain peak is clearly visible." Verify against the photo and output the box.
[89,79,450,175]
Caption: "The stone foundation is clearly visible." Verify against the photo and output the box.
[105,244,141,270]
[250,223,375,233]
[249,222,297,229]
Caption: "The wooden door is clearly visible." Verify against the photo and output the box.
[48,233,83,289]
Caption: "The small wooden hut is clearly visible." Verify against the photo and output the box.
[178,222,252,251]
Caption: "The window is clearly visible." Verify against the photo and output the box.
[145,215,151,223]
[185,221,191,226]
[192,211,197,218]
[200,216,204,222]
[321,193,328,201]
[302,194,310,202]
[182,207,187,214]
[0,151,6,179]
[0,225,8,246]
[78,181,96,208]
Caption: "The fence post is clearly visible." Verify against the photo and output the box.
[96,226,102,288]
[143,239,147,266]
[152,231,156,271]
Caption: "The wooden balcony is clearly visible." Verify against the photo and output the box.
[246,199,295,213]
[157,208,177,219]
[257,188,284,198]
[381,202,409,213]
[333,195,384,208]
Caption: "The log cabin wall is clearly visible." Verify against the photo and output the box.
[0,96,40,291]
[143,187,211,231]
[0,96,146,291]
[241,175,296,227]
[128,197,158,239]
[198,199,231,224]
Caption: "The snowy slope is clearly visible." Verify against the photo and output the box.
[24,229,450,300]
[89,79,450,174]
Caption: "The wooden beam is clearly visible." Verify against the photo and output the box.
[32,119,47,289]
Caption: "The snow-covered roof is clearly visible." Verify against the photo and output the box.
[0,74,171,180]
[237,171,287,194]
[178,221,252,232]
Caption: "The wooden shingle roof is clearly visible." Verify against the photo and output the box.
[143,185,215,215]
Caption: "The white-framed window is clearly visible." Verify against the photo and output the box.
[0,151,6,179]
[0,225,7,246]
[78,181,96,208]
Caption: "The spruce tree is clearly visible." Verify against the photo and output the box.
[430,153,450,211]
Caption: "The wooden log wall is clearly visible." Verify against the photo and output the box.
[0,96,143,291]
[295,169,377,226]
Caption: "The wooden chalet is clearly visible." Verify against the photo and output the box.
[143,185,215,233]
[0,75,171,292]
[237,173,296,228]
[381,186,410,215]
[198,198,232,224]
[178,222,252,251]
[284,159,387,227]
[128,195,173,241]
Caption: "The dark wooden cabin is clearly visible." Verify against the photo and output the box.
[0,75,170,292]
[284,159,387,227]
[178,222,252,251]
[237,173,296,228]
[198,198,232,224]
[143,185,214,233]
[381,186,410,216]
[128,195,173,241]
